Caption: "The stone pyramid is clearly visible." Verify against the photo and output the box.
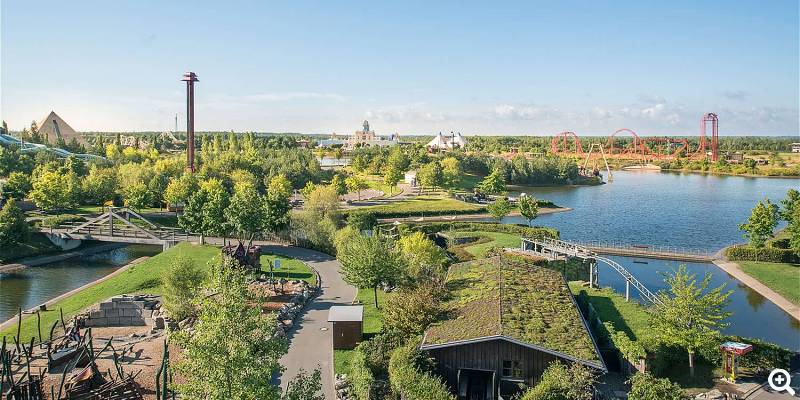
[37,111,85,144]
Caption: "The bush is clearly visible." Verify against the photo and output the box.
[162,256,205,320]
[39,214,85,228]
[627,372,684,400]
[356,332,405,373]
[725,245,798,263]
[698,336,792,374]
[347,211,378,232]
[402,221,559,240]
[388,341,455,400]
[383,286,443,337]
[518,361,595,400]
[348,348,374,400]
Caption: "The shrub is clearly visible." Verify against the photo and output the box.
[39,214,85,228]
[388,341,454,400]
[725,245,798,263]
[518,361,595,400]
[356,332,405,373]
[348,348,374,400]
[698,336,792,374]
[627,372,684,400]
[383,286,443,337]
[403,221,559,240]
[347,211,378,232]
[162,256,205,320]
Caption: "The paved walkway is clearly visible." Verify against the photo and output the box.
[263,245,356,399]
[713,260,800,321]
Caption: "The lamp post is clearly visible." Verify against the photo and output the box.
[181,72,199,172]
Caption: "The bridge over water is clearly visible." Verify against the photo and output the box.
[39,207,188,250]
[519,237,664,305]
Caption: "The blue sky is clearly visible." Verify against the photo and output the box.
[1,1,798,136]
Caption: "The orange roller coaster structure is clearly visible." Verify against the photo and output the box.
[550,113,719,161]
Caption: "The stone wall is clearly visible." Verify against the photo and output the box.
[84,295,159,328]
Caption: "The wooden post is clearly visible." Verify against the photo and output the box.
[36,311,42,344]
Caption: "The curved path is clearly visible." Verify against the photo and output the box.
[263,245,356,398]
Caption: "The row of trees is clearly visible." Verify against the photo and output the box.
[740,189,799,251]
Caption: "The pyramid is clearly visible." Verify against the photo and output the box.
[37,111,85,144]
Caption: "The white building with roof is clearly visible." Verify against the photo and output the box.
[427,131,467,151]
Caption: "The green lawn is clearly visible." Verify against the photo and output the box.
[334,349,355,375]
[260,253,317,286]
[1,243,221,343]
[360,195,483,215]
[451,231,521,258]
[0,233,60,263]
[354,287,391,335]
[738,261,800,304]
[567,282,651,341]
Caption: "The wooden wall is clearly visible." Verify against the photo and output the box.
[332,321,362,349]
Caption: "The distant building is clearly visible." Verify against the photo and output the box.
[317,120,399,148]
[37,111,85,145]
[792,143,800,153]
[404,170,417,186]
[725,153,744,164]
[427,131,467,151]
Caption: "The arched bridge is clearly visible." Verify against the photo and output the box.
[40,207,188,250]
[520,237,663,305]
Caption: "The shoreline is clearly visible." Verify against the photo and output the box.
[0,255,151,331]
[0,242,128,273]
[377,206,571,223]
[657,168,800,179]
[712,259,800,322]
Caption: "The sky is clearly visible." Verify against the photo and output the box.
[1,1,798,136]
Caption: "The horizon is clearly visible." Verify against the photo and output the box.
[2,1,799,136]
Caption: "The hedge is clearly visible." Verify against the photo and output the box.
[698,336,793,373]
[388,342,455,400]
[39,214,85,228]
[400,221,559,240]
[347,347,374,400]
[360,207,486,219]
[725,245,799,263]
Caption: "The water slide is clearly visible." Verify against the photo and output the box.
[0,133,105,161]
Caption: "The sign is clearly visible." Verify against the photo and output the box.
[720,341,753,356]
[273,259,281,269]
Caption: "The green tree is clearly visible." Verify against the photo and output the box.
[83,166,118,205]
[173,260,288,400]
[0,199,30,246]
[518,361,595,400]
[650,265,732,376]
[283,369,324,400]
[263,175,292,234]
[162,256,205,320]
[347,212,378,232]
[780,188,800,221]
[417,162,443,194]
[383,285,442,337]
[440,157,462,188]
[345,175,369,201]
[383,167,403,195]
[304,184,340,219]
[738,199,779,248]
[487,197,512,222]
[4,172,32,200]
[180,189,209,241]
[225,182,266,245]
[164,173,199,213]
[202,179,231,237]
[338,234,403,308]
[627,373,684,400]
[788,207,800,253]
[396,232,449,283]
[478,169,506,195]
[517,195,539,227]
[123,182,152,210]
[30,169,79,211]
[330,174,347,197]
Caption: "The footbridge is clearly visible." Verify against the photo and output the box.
[39,207,188,249]
[569,240,714,262]
[520,237,663,305]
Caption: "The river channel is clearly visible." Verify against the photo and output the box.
[501,171,800,350]
[0,244,160,323]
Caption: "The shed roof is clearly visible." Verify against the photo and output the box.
[328,305,364,322]
[421,256,604,370]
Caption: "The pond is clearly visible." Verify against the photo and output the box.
[0,244,161,323]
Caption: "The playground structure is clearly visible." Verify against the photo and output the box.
[550,112,719,161]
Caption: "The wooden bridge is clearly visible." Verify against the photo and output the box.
[520,237,663,305]
[39,208,188,249]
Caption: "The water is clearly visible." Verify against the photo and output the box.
[499,171,800,350]
[0,244,160,323]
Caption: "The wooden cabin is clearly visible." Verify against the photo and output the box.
[328,305,363,350]
[420,256,606,400]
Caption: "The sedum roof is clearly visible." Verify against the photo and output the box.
[422,256,603,366]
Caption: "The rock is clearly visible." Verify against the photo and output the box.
[694,389,726,400]
[154,316,165,329]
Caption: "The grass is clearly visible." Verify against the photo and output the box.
[449,231,521,258]
[260,253,317,286]
[567,282,651,341]
[360,195,483,215]
[334,349,355,375]
[425,256,602,363]
[1,243,221,343]
[354,287,391,335]
[737,261,800,304]
[0,233,60,263]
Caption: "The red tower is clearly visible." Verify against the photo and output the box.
[181,72,199,172]
[698,113,719,161]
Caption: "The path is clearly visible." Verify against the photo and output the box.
[263,245,356,398]
[713,260,800,321]
[377,207,571,223]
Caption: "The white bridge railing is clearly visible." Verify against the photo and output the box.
[569,239,712,258]
[520,237,663,306]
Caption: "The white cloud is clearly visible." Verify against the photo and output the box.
[364,103,446,123]
[243,92,346,102]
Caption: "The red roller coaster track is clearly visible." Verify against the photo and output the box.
[550,131,583,155]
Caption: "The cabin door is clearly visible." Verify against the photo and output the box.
[458,369,494,400]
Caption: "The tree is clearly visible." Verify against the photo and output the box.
[303,184,340,219]
[263,175,292,234]
[267,174,293,201]
[738,199,779,248]
[396,232,449,283]
[417,162,443,194]
[650,265,732,377]
[123,182,152,210]
[788,207,800,254]
[162,256,205,320]
[518,195,539,227]
[487,197,512,222]
[0,199,29,246]
[30,169,79,211]
[440,157,462,188]
[338,234,403,308]
[180,189,209,241]
[283,369,324,400]
[347,212,378,232]
[173,260,288,400]
[627,373,684,400]
[384,167,403,195]
[164,173,199,213]
[202,179,231,237]
[330,174,347,197]
[780,189,800,221]
[345,175,369,201]
[478,169,506,195]
[83,166,118,205]
[225,182,266,244]
[4,172,32,200]
[383,285,442,336]
[518,361,595,400]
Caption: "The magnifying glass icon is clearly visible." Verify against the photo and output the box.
[768,368,795,395]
